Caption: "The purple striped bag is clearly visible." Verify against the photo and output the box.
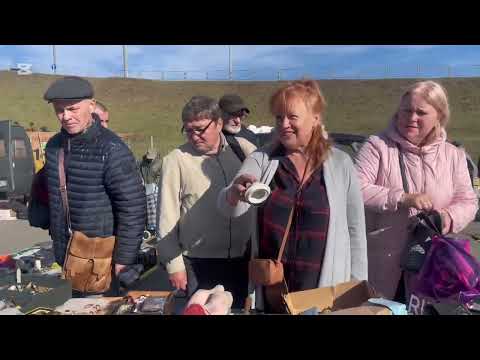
[407,235,480,315]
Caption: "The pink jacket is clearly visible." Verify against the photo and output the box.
[354,121,478,299]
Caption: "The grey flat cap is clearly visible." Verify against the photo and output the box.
[43,76,94,103]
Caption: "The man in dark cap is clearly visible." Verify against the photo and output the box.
[37,76,146,296]
[219,94,259,154]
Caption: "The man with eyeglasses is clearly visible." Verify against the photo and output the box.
[156,96,256,309]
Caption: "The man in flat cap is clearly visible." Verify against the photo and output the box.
[37,76,146,296]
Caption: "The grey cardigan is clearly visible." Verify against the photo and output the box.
[217,146,368,309]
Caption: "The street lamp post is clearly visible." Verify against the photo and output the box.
[123,45,128,78]
[52,45,57,74]
[228,45,232,80]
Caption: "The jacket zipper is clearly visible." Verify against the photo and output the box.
[66,138,71,183]
[420,150,426,193]
[215,156,232,258]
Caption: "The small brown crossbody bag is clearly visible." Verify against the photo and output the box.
[58,148,116,293]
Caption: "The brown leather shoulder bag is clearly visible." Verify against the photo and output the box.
[248,206,294,287]
[248,205,294,313]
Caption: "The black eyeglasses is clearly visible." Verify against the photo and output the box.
[181,119,215,136]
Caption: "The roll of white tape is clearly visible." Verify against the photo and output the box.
[244,182,271,205]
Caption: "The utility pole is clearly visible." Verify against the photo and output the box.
[52,45,57,74]
[228,45,232,80]
[122,45,128,78]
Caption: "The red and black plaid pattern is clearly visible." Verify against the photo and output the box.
[258,153,330,292]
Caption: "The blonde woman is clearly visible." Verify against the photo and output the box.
[355,80,478,301]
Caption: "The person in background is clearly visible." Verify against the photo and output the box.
[219,94,259,148]
[94,101,110,128]
[139,149,162,237]
[139,149,162,186]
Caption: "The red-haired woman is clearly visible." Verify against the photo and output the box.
[218,79,368,313]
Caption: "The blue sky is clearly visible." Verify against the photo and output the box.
[1,45,480,80]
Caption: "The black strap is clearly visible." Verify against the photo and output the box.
[225,134,246,162]
[397,143,410,194]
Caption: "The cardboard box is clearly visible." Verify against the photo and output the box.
[283,280,392,315]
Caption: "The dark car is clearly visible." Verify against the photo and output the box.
[330,133,367,159]
[0,120,35,217]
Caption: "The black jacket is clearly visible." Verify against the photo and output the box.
[222,125,258,147]
[44,116,146,266]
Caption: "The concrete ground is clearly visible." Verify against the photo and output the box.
[0,220,52,254]
[0,220,173,291]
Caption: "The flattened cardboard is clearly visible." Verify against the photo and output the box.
[323,305,392,315]
[284,280,385,315]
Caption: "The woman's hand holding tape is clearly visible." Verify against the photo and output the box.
[227,174,258,206]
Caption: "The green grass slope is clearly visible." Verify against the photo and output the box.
[0,71,479,160]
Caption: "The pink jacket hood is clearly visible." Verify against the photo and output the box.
[382,117,447,155]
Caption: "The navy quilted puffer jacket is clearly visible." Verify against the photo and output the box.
[44,116,146,266]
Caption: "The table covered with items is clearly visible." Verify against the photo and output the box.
[1,234,480,316]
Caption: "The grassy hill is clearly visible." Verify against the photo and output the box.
[1,71,479,161]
